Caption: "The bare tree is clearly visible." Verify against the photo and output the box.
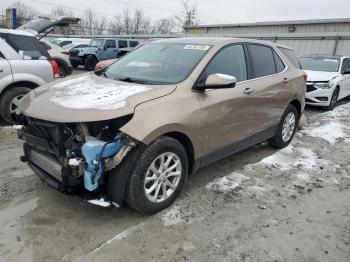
[153,17,176,34]
[80,8,107,35]
[175,0,200,31]
[108,15,123,35]
[11,1,38,26]
[122,8,132,34]
[50,6,74,34]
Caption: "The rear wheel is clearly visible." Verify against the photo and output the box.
[326,87,339,111]
[84,55,98,71]
[269,104,299,148]
[126,136,188,214]
[0,86,31,125]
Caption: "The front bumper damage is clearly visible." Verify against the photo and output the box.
[18,118,137,206]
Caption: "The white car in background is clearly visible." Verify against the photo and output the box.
[62,42,90,50]
[300,55,350,110]
[52,38,91,47]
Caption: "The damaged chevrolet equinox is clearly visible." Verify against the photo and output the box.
[17,38,305,214]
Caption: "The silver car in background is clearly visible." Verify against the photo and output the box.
[0,29,58,124]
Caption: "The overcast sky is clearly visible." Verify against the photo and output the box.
[1,0,349,24]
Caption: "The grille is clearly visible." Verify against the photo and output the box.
[306,85,317,92]
[30,150,63,182]
[305,98,314,103]
[28,123,49,138]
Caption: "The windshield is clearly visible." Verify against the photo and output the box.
[90,39,104,48]
[300,57,340,72]
[105,43,211,84]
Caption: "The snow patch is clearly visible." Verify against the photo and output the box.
[87,198,111,207]
[259,145,318,171]
[294,173,310,182]
[68,158,81,166]
[206,172,248,193]
[303,122,346,144]
[160,206,185,226]
[48,74,151,110]
[2,125,23,130]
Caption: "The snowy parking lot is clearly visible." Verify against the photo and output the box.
[0,101,349,262]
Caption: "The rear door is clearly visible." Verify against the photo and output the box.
[245,44,291,140]
[198,44,257,164]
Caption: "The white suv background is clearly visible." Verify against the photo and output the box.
[301,55,350,110]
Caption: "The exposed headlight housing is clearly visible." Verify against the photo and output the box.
[313,82,331,89]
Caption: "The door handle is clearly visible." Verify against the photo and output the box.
[243,88,255,95]
[283,77,289,83]
[0,67,3,73]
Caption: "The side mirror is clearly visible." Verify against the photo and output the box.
[203,73,237,90]
[342,68,350,74]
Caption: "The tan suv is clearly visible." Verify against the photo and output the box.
[17,37,305,213]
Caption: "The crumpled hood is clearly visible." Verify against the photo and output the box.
[19,73,176,123]
[305,70,338,82]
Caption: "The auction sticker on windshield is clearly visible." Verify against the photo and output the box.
[184,45,210,51]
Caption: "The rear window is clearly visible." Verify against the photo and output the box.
[248,44,276,78]
[130,41,139,48]
[118,40,128,48]
[279,47,301,69]
[2,34,50,59]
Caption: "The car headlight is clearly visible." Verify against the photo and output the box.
[313,82,331,89]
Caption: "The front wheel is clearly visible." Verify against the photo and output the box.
[326,87,339,111]
[269,104,299,148]
[84,55,98,71]
[0,86,31,125]
[126,136,188,214]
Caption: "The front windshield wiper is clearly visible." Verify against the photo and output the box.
[114,77,153,85]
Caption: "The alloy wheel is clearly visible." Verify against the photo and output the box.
[281,112,296,142]
[144,152,182,203]
[10,94,25,115]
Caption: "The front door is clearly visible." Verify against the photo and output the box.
[103,39,117,60]
[198,44,257,164]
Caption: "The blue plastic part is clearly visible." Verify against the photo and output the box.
[82,137,123,191]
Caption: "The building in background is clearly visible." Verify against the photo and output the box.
[184,19,350,56]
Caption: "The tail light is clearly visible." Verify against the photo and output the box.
[61,51,70,56]
[49,60,60,78]
[303,72,308,81]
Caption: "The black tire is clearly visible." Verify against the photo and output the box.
[84,55,98,71]
[125,136,188,214]
[71,63,79,69]
[0,86,31,125]
[268,104,299,148]
[326,87,339,111]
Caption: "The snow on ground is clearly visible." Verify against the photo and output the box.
[206,172,248,193]
[303,122,346,144]
[259,145,319,171]
[302,102,350,144]
[2,125,23,130]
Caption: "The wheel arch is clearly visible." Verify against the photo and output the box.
[0,81,39,98]
[289,99,302,117]
[162,131,195,174]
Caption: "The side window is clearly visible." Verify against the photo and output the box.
[205,44,247,82]
[248,44,276,78]
[279,47,301,69]
[4,34,50,59]
[105,40,116,49]
[129,41,139,48]
[341,59,350,72]
[118,40,128,48]
[273,51,285,73]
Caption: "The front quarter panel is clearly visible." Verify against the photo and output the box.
[120,83,203,159]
